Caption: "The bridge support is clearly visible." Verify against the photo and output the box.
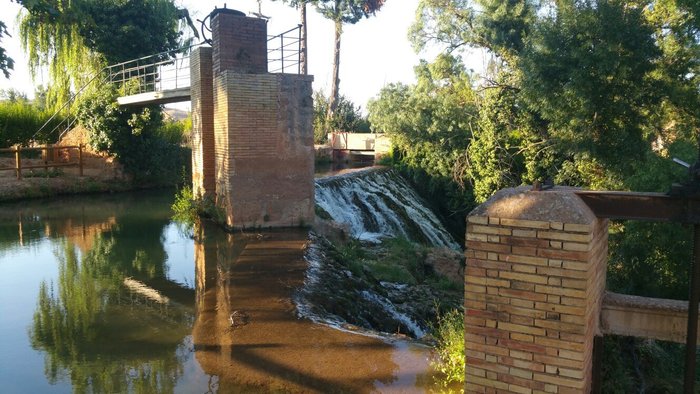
[191,9,314,228]
[191,47,215,198]
[465,186,608,393]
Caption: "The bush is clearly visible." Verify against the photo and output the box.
[0,100,64,147]
[77,85,183,184]
[157,116,191,146]
[171,186,198,225]
[431,308,465,386]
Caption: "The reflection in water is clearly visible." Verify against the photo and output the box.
[0,191,437,393]
[27,195,193,393]
[192,222,434,393]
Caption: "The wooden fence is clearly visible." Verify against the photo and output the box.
[0,145,84,180]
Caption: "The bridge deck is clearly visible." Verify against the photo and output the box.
[117,87,191,106]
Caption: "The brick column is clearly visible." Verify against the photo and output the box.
[190,47,215,198]
[211,10,267,76]
[214,72,315,229]
[465,186,607,394]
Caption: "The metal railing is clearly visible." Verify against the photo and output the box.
[267,25,303,74]
[106,24,304,98]
[30,26,304,144]
[105,45,197,96]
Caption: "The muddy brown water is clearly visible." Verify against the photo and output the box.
[0,190,443,393]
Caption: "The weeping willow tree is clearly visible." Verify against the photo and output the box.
[17,0,186,112]
[18,1,101,112]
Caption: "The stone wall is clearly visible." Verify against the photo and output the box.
[465,186,608,394]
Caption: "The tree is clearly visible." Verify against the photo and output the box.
[369,53,478,236]
[17,0,186,111]
[313,90,368,142]
[0,22,14,78]
[403,0,700,389]
[76,85,182,183]
[277,1,385,122]
[317,0,385,121]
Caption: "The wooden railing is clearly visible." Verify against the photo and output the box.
[0,145,84,180]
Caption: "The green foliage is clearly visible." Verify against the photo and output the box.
[171,186,198,226]
[376,0,700,388]
[171,186,225,231]
[380,237,428,282]
[334,237,433,285]
[18,0,186,111]
[0,99,63,147]
[520,2,660,179]
[430,308,465,387]
[313,91,369,143]
[77,85,181,183]
[368,54,478,236]
[157,117,190,146]
[0,21,14,78]
[601,336,693,393]
[77,0,181,64]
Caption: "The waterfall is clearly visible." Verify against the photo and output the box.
[315,167,460,249]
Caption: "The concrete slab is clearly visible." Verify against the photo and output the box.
[117,87,191,106]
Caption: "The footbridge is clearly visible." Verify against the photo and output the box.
[33,8,315,230]
[108,24,304,106]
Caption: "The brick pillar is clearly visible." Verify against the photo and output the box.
[190,47,215,198]
[211,10,267,76]
[209,10,315,229]
[214,72,315,229]
[465,186,608,394]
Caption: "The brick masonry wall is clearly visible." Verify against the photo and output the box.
[214,71,315,229]
[465,187,608,394]
[212,13,267,76]
[190,47,215,198]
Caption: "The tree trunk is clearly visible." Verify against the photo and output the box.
[327,18,342,123]
[300,2,308,75]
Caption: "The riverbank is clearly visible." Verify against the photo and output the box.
[0,155,168,202]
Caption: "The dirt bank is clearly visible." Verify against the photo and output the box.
[0,154,133,202]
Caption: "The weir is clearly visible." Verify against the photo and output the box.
[315,168,459,249]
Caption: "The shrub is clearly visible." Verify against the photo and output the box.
[431,308,465,386]
[0,100,64,147]
[77,85,183,184]
[171,186,198,226]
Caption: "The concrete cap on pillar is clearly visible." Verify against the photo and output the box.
[468,185,597,224]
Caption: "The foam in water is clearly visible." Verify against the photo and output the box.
[315,168,460,249]
[359,290,426,338]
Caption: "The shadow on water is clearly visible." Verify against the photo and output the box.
[191,222,436,393]
[0,190,441,393]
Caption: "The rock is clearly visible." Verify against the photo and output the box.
[312,217,351,245]
[425,247,464,284]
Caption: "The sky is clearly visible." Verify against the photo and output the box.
[0,0,441,111]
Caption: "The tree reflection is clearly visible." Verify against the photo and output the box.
[29,214,191,393]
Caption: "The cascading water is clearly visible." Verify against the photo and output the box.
[296,168,463,339]
[315,167,460,250]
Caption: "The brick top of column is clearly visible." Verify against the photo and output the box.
[469,186,596,224]
[211,9,268,76]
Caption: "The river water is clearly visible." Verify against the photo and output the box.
[0,190,440,393]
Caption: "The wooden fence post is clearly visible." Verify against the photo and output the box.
[15,146,21,180]
[78,145,84,176]
[43,145,48,172]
